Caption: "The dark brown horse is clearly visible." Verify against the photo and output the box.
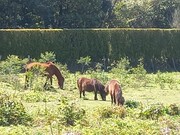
[24,62,64,89]
[77,77,107,101]
[105,80,125,106]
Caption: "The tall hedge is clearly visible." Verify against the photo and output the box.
[0,29,180,70]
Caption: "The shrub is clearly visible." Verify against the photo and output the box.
[0,74,23,90]
[166,104,179,116]
[130,58,147,78]
[38,51,56,62]
[110,57,131,75]
[0,55,27,74]
[96,106,126,119]
[125,100,140,108]
[155,71,176,89]
[57,97,85,126]
[77,56,91,73]
[90,70,109,84]
[20,91,44,102]
[140,103,166,120]
[0,94,32,126]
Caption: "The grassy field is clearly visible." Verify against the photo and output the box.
[0,71,180,135]
[0,55,179,135]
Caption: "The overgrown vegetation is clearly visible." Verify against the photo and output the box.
[0,54,179,134]
[0,93,32,126]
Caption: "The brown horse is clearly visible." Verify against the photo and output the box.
[105,80,125,106]
[77,77,107,101]
[24,62,64,89]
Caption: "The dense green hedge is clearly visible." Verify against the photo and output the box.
[0,29,180,70]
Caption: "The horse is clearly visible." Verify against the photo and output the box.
[24,61,64,89]
[105,80,125,106]
[77,77,107,101]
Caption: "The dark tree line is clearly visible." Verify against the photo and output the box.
[0,0,179,28]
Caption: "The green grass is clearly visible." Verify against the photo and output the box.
[0,72,180,135]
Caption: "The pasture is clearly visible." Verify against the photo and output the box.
[0,55,179,135]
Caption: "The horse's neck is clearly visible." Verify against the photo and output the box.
[54,67,63,80]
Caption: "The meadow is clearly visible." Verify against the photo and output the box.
[0,54,179,135]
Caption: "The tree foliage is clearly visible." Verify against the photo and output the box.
[113,0,180,28]
[0,0,179,28]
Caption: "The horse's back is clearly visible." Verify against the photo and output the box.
[25,62,49,70]
[77,77,96,92]
[108,79,124,105]
[106,80,121,95]
[92,79,105,91]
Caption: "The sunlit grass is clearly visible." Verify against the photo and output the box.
[0,71,180,135]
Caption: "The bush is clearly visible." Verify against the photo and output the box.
[140,104,166,120]
[155,71,176,89]
[125,100,140,108]
[0,94,32,126]
[96,106,126,119]
[57,97,85,126]
[166,104,179,116]
[38,51,56,62]
[110,57,131,75]
[0,55,27,74]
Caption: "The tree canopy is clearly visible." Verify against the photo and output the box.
[0,0,179,28]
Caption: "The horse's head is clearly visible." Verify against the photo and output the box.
[119,96,125,105]
[99,85,107,101]
[93,79,107,101]
[58,77,65,89]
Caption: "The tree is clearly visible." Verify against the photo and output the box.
[0,0,179,28]
[151,0,179,28]
[171,7,180,28]
[0,0,43,28]
[112,0,180,28]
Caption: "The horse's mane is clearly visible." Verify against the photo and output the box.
[51,64,64,80]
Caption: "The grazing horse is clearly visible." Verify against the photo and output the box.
[77,77,107,101]
[105,80,125,106]
[24,62,64,89]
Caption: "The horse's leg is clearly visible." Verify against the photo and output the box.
[24,74,28,89]
[110,94,113,105]
[116,96,119,106]
[94,90,98,100]
[83,90,85,97]
[81,83,86,98]
[50,76,52,85]
[80,91,82,98]
[114,94,116,105]
[94,82,98,100]
[44,76,50,88]
[78,82,83,98]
